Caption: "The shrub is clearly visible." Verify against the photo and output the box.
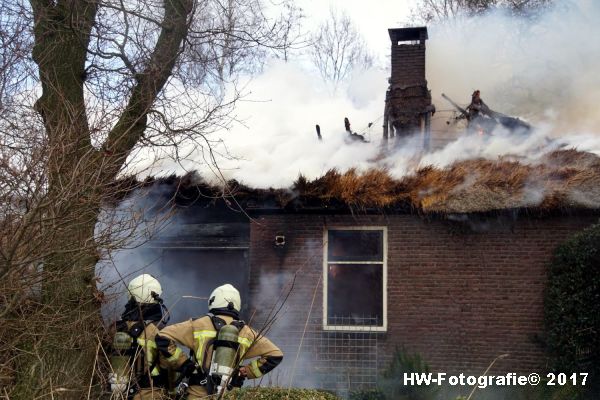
[544,222,600,393]
[377,346,438,400]
[348,389,386,400]
[224,387,341,399]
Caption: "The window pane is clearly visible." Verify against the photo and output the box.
[327,230,383,262]
[327,263,383,326]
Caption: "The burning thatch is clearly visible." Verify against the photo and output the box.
[299,149,600,213]
[125,149,600,214]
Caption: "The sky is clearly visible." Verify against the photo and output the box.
[294,0,413,58]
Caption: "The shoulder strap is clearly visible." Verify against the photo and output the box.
[207,313,227,331]
[115,319,128,332]
[128,321,146,340]
[114,320,144,352]
[208,313,246,332]
[231,320,246,331]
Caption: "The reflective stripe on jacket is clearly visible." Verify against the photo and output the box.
[127,322,162,377]
[157,314,283,379]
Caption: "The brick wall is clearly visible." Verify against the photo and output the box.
[390,44,426,86]
[246,213,597,392]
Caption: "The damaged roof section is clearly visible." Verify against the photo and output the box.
[120,149,600,214]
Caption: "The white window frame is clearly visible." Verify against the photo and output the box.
[322,226,388,332]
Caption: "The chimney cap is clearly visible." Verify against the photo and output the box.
[388,27,428,42]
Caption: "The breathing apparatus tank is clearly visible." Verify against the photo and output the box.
[109,330,134,393]
[207,324,240,395]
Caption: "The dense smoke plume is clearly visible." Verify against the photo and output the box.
[97,184,251,324]
[427,1,600,133]
[133,0,600,189]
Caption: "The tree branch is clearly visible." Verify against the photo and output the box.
[102,0,194,176]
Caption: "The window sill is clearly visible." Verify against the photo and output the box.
[322,325,387,332]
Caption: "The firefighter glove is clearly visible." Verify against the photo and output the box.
[230,371,246,388]
[179,359,196,378]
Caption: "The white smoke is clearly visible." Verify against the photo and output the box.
[427,1,600,131]
[133,61,388,187]
[133,0,600,187]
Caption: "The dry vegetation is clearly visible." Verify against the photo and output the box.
[0,0,300,396]
[142,149,600,214]
[299,149,600,213]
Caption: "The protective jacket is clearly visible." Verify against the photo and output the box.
[156,313,283,398]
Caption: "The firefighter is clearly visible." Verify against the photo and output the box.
[156,284,283,399]
[109,274,170,399]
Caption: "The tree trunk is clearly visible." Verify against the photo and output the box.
[11,0,194,396]
[12,2,103,398]
[12,209,102,399]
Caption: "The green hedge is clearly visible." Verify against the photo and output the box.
[348,389,386,400]
[544,222,600,386]
[224,387,341,400]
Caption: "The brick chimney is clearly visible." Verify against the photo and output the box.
[383,27,434,148]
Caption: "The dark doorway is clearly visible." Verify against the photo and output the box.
[159,248,250,322]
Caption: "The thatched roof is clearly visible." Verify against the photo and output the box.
[122,149,600,215]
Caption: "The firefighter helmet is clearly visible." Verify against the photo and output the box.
[208,284,241,313]
[127,274,162,304]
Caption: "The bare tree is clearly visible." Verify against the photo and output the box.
[274,1,305,63]
[0,0,295,398]
[411,0,554,22]
[180,0,303,87]
[310,8,373,88]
